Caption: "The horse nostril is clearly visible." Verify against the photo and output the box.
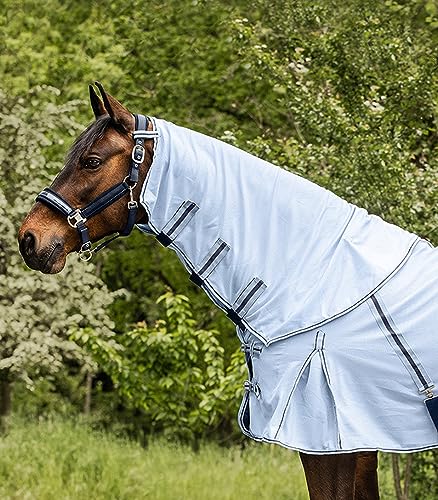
[20,230,36,257]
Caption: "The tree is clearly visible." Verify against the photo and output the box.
[227,0,438,239]
[73,292,246,445]
[0,86,116,429]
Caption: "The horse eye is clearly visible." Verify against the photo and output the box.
[84,157,101,169]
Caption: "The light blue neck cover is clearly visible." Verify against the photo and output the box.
[138,118,418,345]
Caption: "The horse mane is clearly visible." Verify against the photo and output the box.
[65,115,112,168]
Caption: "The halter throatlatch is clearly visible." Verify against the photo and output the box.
[36,114,157,261]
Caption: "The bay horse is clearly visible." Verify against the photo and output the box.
[19,82,414,499]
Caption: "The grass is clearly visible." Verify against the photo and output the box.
[0,418,401,499]
[0,419,309,500]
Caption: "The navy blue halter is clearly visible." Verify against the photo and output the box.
[36,114,156,261]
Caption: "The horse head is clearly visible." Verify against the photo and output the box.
[18,83,154,273]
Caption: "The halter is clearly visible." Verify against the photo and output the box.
[36,114,157,261]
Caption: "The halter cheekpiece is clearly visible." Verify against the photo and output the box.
[36,114,157,261]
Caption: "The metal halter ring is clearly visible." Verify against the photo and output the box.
[123,176,137,190]
[78,242,93,261]
[79,249,93,262]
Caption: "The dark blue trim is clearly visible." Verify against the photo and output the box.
[370,295,429,390]
[156,232,172,247]
[189,273,204,287]
[36,188,74,217]
[227,309,244,328]
[82,182,129,219]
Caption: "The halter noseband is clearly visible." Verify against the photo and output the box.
[36,114,157,261]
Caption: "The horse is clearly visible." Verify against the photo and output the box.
[18,83,438,499]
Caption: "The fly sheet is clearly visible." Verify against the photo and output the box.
[238,239,438,453]
[137,118,438,453]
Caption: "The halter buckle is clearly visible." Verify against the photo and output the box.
[67,209,86,228]
[132,144,145,164]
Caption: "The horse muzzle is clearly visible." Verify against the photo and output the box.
[18,228,66,274]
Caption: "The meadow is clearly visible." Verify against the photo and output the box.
[0,419,399,500]
[0,419,308,500]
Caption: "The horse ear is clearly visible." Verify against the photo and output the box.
[89,84,107,119]
[94,81,134,132]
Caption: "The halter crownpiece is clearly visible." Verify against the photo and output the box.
[36,114,157,261]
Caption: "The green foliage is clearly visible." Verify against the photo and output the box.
[73,292,246,443]
[0,86,115,390]
[379,452,438,500]
[12,375,84,419]
[0,1,125,101]
[410,451,438,500]
[229,0,438,239]
[100,231,237,359]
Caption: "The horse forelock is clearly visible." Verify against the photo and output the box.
[65,115,113,169]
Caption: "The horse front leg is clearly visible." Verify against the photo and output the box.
[299,451,379,500]
[353,452,379,500]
